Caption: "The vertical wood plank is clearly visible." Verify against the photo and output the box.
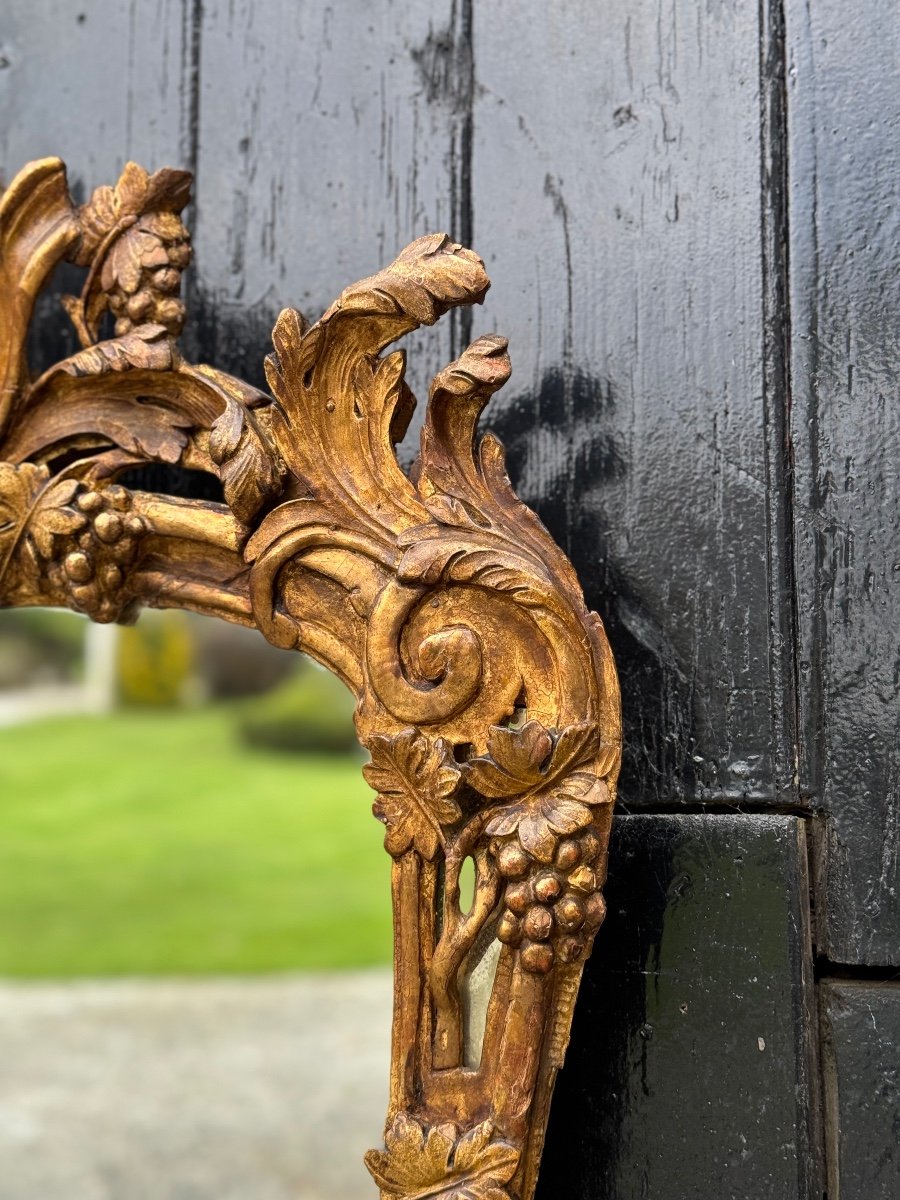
[786,1,900,965]
[470,1,795,806]
[188,0,469,429]
[820,982,899,1200]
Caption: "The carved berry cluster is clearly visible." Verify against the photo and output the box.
[45,485,148,622]
[105,214,192,338]
[493,824,607,974]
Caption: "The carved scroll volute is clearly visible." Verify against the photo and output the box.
[0,159,621,1200]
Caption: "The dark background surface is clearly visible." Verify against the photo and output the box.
[1,1,898,1196]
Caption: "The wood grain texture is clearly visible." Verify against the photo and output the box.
[820,981,899,1200]
[468,0,797,807]
[0,0,194,181]
[538,814,822,1200]
[786,1,900,965]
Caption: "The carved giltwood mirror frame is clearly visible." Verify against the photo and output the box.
[0,157,621,1200]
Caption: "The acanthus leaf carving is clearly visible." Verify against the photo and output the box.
[0,156,622,1200]
[208,388,285,524]
[365,1115,519,1200]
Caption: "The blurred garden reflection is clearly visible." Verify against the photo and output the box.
[0,608,392,1199]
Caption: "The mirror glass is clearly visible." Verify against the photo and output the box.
[0,607,391,1199]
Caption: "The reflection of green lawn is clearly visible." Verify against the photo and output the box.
[0,709,391,976]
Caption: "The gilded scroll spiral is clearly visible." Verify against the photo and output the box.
[0,157,621,1200]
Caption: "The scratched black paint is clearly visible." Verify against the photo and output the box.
[470,1,794,809]
[786,0,900,967]
[819,982,900,1199]
[488,373,695,806]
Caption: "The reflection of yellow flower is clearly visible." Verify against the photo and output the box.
[117,612,194,707]
[365,1115,519,1200]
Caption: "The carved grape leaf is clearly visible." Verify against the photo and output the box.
[463,721,553,799]
[76,162,191,264]
[462,721,609,860]
[365,1115,518,1200]
[550,723,606,779]
[0,463,49,583]
[0,463,46,531]
[485,773,611,863]
[463,720,604,801]
[486,795,589,862]
[363,729,462,860]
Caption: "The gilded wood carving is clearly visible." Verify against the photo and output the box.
[0,157,621,1200]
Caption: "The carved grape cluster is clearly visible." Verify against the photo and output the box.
[104,213,192,339]
[44,484,148,622]
[64,161,194,345]
[492,824,607,974]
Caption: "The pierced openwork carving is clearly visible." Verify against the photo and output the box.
[0,157,621,1200]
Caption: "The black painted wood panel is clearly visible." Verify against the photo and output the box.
[0,1,194,184]
[786,1,900,965]
[820,981,900,1199]
[468,1,797,808]
[187,0,469,431]
[539,814,821,1200]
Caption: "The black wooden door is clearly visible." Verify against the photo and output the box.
[2,3,897,1197]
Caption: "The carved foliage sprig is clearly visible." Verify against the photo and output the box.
[75,162,191,264]
[460,720,617,976]
[468,721,612,856]
[0,462,48,583]
[66,161,192,344]
[365,1116,519,1200]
